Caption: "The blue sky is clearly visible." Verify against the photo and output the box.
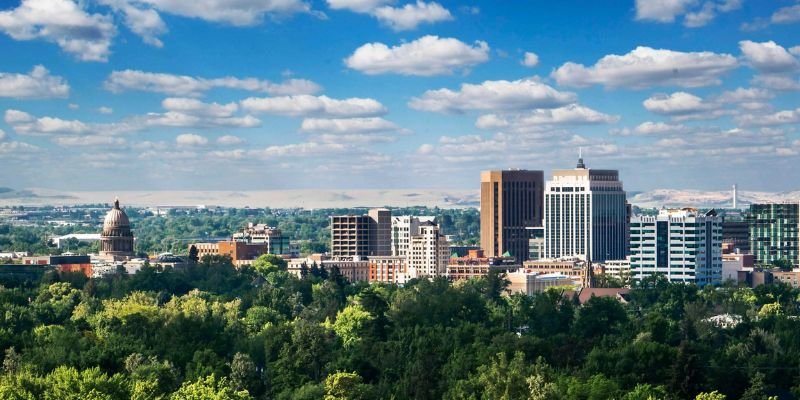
[0,0,798,192]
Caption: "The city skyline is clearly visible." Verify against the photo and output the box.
[0,1,799,191]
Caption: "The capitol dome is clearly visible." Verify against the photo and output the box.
[100,198,135,259]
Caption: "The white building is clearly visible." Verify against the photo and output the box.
[602,258,631,282]
[543,157,627,262]
[407,221,449,279]
[51,233,102,249]
[391,216,435,257]
[232,223,292,255]
[630,209,723,287]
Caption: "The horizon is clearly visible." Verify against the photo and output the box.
[1,1,799,191]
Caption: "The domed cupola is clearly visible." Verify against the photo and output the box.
[100,198,135,259]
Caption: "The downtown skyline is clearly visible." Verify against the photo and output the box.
[0,0,799,192]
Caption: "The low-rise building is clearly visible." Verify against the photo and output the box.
[232,223,292,256]
[722,253,755,283]
[368,256,408,284]
[602,259,631,283]
[506,272,575,295]
[446,249,519,281]
[288,254,370,283]
[187,241,269,268]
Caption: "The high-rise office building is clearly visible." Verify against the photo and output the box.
[408,221,450,278]
[391,215,435,256]
[330,208,391,258]
[543,157,627,262]
[480,170,544,262]
[747,203,799,267]
[630,209,722,286]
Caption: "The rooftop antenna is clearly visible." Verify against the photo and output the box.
[576,147,586,169]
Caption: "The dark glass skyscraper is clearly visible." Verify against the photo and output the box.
[480,170,544,262]
[747,203,799,267]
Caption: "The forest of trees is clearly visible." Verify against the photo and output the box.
[0,254,798,399]
[0,206,480,257]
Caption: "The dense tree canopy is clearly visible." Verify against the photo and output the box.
[0,259,799,399]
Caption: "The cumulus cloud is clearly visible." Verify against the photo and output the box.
[241,94,386,117]
[162,98,238,118]
[739,40,800,73]
[98,106,114,114]
[372,1,453,30]
[53,136,126,147]
[736,108,800,127]
[0,0,116,61]
[521,52,539,67]
[0,65,69,99]
[98,0,167,47]
[345,35,490,76]
[328,0,451,30]
[552,46,737,89]
[771,4,800,24]
[614,122,691,136]
[408,78,576,113]
[715,87,773,103]
[643,92,718,116]
[752,75,800,91]
[634,0,696,23]
[127,0,311,26]
[327,0,390,13]
[217,135,244,145]
[475,104,619,131]
[635,0,741,27]
[105,70,322,97]
[176,133,209,146]
[0,129,5,141]
[300,117,402,134]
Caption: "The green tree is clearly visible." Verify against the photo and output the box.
[170,375,252,400]
[324,372,374,400]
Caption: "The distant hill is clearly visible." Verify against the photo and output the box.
[629,189,800,209]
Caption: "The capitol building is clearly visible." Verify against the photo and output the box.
[99,198,135,260]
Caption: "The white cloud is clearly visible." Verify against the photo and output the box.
[635,0,741,27]
[241,94,386,117]
[635,0,697,23]
[475,104,619,131]
[736,108,800,127]
[0,0,116,62]
[739,40,800,73]
[300,117,402,134]
[0,129,5,141]
[752,75,800,91]
[105,70,322,97]
[327,0,390,13]
[68,103,79,110]
[162,97,238,118]
[255,141,349,158]
[715,87,773,103]
[345,35,490,76]
[53,136,126,147]
[521,52,539,67]
[98,106,114,114]
[0,65,69,99]
[771,4,800,24]
[176,133,209,146]
[0,141,40,155]
[217,135,244,145]
[141,111,261,128]
[127,0,312,26]
[629,121,690,135]
[643,91,718,115]
[552,46,737,88]
[408,78,576,113]
[99,0,167,47]
[372,1,453,31]
[684,2,716,27]
[791,46,800,57]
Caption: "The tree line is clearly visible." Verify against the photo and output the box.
[0,254,797,399]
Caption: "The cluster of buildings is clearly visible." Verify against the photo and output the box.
[2,158,799,293]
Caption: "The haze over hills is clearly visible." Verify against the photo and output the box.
[0,188,798,209]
